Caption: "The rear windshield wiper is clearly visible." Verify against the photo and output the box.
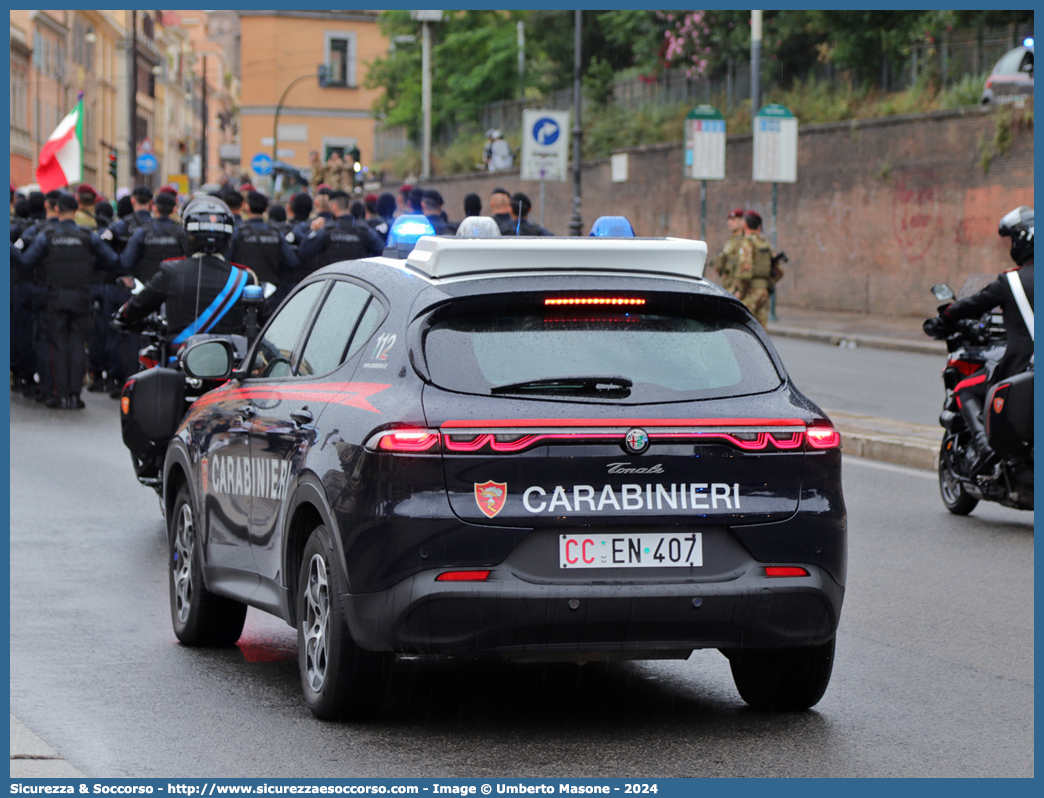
[490,375,633,395]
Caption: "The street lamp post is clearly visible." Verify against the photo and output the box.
[750,10,762,116]
[412,10,442,180]
[568,9,583,236]
[273,72,319,164]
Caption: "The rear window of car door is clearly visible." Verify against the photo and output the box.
[296,280,383,377]
[247,281,324,379]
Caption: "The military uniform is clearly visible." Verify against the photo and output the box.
[227,217,299,311]
[297,215,385,270]
[19,219,119,405]
[735,232,774,326]
[713,234,743,294]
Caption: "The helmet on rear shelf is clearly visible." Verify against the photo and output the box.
[998,205,1034,266]
[182,196,235,255]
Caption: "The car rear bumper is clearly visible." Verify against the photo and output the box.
[343,565,844,658]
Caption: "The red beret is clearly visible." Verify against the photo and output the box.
[157,185,178,196]
[77,183,97,199]
[364,193,379,204]
[728,208,745,219]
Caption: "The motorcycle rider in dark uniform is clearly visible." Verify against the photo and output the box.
[19,192,120,408]
[925,206,1034,473]
[226,190,299,313]
[115,196,250,343]
[115,191,190,395]
[297,191,385,269]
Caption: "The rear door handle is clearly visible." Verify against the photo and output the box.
[237,404,257,419]
[290,408,314,427]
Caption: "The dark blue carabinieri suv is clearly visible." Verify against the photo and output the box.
[162,222,846,719]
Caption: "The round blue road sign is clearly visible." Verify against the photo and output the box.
[251,152,273,176]
[135,153,158,175]
[532,117,560,146]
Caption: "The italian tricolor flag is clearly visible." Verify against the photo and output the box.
[36,92,83,193]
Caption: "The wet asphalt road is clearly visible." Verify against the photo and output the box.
[772,337,941,425]
[8,374,1033,778]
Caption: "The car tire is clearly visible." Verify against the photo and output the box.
[938,440,978,516]
[169,484,247,646]
[728,637,835,711]
[297,524,391,720]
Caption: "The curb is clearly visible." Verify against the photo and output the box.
[770,325,946,356]
[838,430,940,471]
[827,410,941,471]
[10,715,82,778]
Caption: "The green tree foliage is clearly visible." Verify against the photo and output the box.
[366,10,531,142]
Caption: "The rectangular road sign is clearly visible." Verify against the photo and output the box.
[753,104,798,183]
[521,109,570,182]
[166,174,189,195]
[684,105,725,180]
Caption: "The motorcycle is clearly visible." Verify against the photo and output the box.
[926,279,1033,515]
[117,284,265,493]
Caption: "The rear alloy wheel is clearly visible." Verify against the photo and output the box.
[728,637,835,711]
[169,484,247,646]
[938,440,978,516]
[298,525,391,720]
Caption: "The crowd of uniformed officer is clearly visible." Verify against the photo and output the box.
[9,175,560,409]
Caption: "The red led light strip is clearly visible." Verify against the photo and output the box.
[544,298,646,306]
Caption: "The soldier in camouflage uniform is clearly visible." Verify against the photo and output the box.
[308,151,327,192]
[711,208,746,293]
[734,211,775,326]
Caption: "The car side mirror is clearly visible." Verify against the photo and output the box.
[931,284,955,302]
[181,339,233,380]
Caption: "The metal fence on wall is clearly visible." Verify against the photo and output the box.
[375,22,1034,161]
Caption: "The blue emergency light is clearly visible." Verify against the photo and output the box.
[589,216,636,237]
[1024,37,1034,48]
[384,214,437,258]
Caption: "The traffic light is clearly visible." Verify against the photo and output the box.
[108,150,118,179]
[317,65,329,88]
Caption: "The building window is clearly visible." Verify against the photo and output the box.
[324,31,357,87]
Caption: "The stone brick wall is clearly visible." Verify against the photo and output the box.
[424,105,1033,317]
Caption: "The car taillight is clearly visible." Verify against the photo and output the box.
[435,570,491,582]
[806,426,841,449]
[765,566,810,577]
[544,297,646,306]
[377,430,441,452]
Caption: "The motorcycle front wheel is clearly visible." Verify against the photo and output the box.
[939,439,979,515]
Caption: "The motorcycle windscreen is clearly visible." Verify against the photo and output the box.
[421,301,806,528]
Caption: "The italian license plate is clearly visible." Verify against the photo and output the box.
[559,533,702,568]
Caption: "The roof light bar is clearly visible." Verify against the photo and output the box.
[545,297,646,306]
[403,236,708,280]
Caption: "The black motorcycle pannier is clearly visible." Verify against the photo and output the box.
[120,367,186,479]
[985,371,1033,456]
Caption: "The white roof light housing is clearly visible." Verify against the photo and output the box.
[403,237,708,281]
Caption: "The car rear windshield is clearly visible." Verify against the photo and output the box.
[423,309,782,403]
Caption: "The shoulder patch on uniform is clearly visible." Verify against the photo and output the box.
[14,238,24,250]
